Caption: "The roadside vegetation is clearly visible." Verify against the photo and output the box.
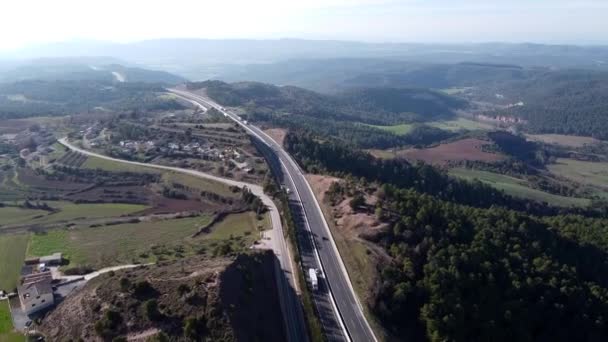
[0,300,25,342]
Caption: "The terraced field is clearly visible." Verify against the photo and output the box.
[56,151,88,167]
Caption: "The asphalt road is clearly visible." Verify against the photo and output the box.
[58,137,307,342]
[170,89,378,342]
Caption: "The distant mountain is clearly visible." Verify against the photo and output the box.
[0,58,186,84]
[4,39,608,80]
[218,59,533,92]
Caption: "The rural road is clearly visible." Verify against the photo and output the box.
[57,137,307,342]
[170,89,378,342]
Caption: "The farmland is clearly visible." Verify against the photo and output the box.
[0,202,148,228]
[0,299,25,342]
[368,117,493,135]
[27,211,266,269]
[81,155,158,173]
[163,171,237,198]
[0,207,48,227]
[55,151,88,168]
[0,234,29,292]
[371,138,505,166]
[548,158,608,189]
[525,134,601,148]
[449,168,590,207]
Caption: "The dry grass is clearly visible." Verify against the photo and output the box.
[370,138,505,166]
[525,134,601,147]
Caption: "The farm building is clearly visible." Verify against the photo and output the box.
[18,271,54,315]
[40,252,63,265]
[24,252,63,266]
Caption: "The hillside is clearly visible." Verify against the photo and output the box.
[188,80,466,149]
[38,252,286,342]
[218,60,608,140]
[0,59,186,84]
[219,59,531,92]
[484,70,608,139]
[0,80,186,119]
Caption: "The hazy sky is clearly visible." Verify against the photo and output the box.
[2,0,608,50]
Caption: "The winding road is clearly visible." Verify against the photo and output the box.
[57,137,307,342]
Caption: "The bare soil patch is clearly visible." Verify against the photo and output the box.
[264,128,287,147]
[392,138,505,166]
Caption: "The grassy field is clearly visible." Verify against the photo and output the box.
[0,207,48,227]
[525,134,601,148]
[0,234,29,292]
[368,117,493,135]
[28,216,211,267]
[548,158,608,190]
[27,211,266,269]
[0,299,24,342]
[368,123,415,135]
[450,168,590,207]
[83,155,236,197]
[82,156,159,173]
[0,300,14,333]
[0,202,148,227]
[429,118,494,131]
[164,172,236,198]
[203,211,266,242]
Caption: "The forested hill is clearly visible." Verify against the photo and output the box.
[188,80,466,124]
[0,80,186,119]
[490,70,608,139]
[373,185,608,341]
[0,60,186,84]
[217,59,533,92]
[284,131,605,217]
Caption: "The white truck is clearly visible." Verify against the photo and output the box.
[309,268,319,291]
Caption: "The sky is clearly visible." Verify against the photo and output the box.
[1,0,608,50]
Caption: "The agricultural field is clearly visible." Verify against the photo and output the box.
[450,168,590,207]
[163,171,237,198]
[0,116,65,135]
[0,207,48,227]
[27,211,266,269]
[548,158,608,197]
[371,138,505,166]
[81,155,158,173]
[0,234,29,292]
[0,202,147,229]
[55,151,88,168]
[0,299,25,342]
[548,158,608,188]
[368,117,494,135]
[525,134,601,148]
[429,118,494,131]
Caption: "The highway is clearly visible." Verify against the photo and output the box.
[170,88,378,342]
[57,137,308,342]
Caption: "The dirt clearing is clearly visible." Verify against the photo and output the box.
[376,138,505,166]
[264,128,287,147]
